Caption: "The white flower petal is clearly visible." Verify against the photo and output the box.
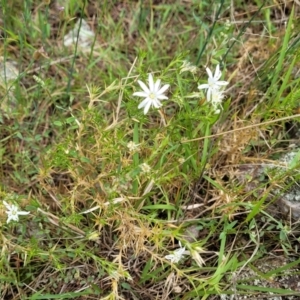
[157,84,169,95]
[206,67,213,79]
[18,211,30,215]
[198,83,209,90]
[3,201,10,209]
[133,91,148,97]
[152,99,162,108]
[154,79,161,92]
[174,247,185,256]
[137,80,150,94]
[7,216,14,223]
[148,73,154,91]
[216,81,228,86]
[214,64,221,80]
[138,98,150,109]
[156,95,168,100]
[165,254,175,262]
[143,100,152,115]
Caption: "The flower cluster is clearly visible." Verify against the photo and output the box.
[133,64,228,115]
[140,163,151,174]
[127,141,140,153]
[198,64,228,113]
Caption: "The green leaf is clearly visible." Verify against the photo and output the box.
[53,120,63,127]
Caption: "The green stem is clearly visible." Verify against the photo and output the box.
[132,121,140,194]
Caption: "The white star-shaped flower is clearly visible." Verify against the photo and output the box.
[3,201,30,223]
[164,241,186,263]
[198,64,228,102]
[133,73,170,115]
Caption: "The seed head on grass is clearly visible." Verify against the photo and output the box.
[140,163,151,174]
[127,141,140,153]
[3,201,29,223]
[180,60,197,74]
[133,73,170,115]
